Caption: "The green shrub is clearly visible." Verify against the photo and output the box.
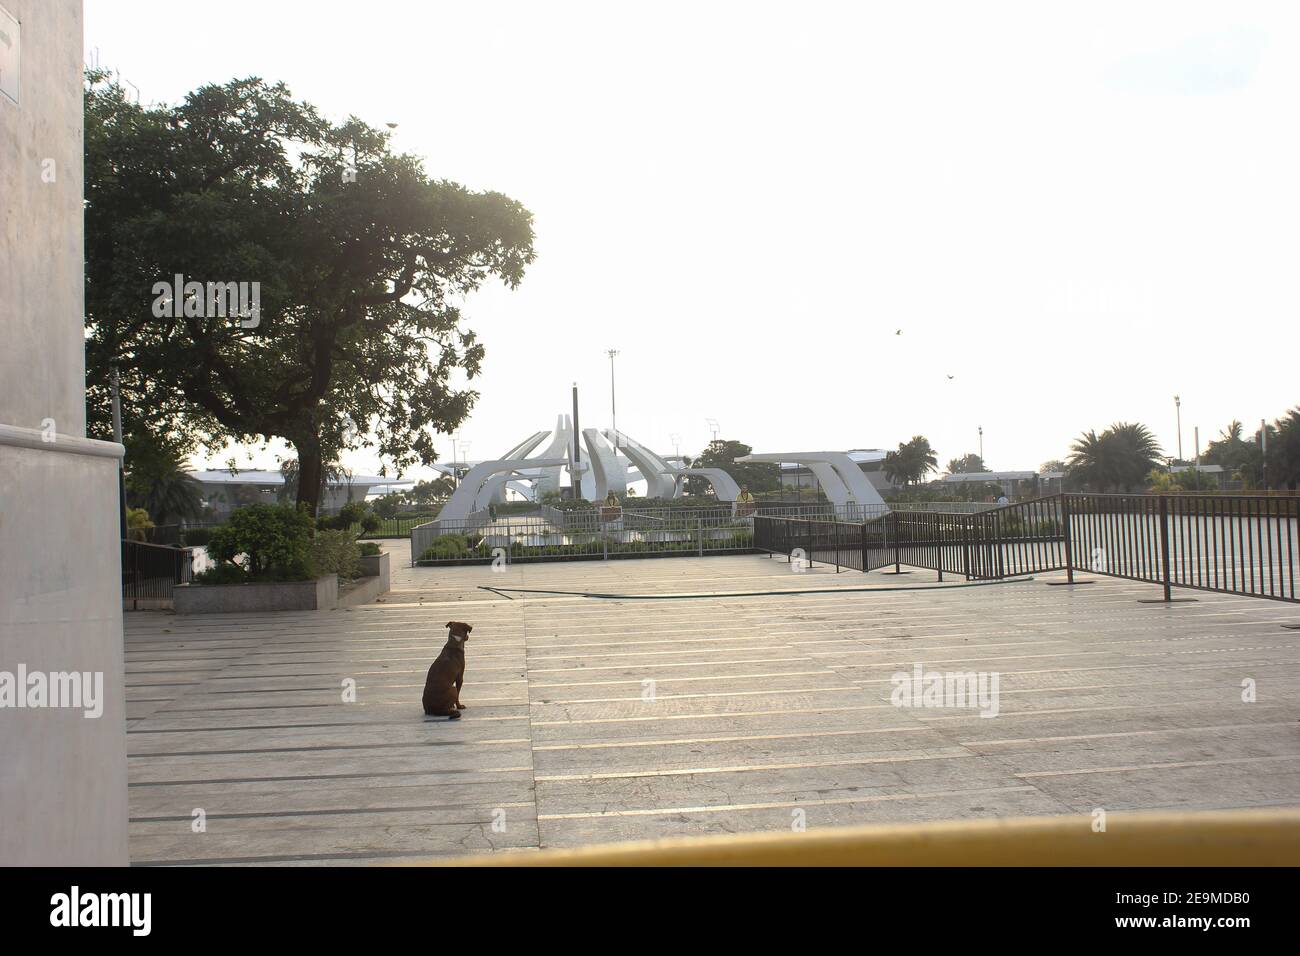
[318,499,369,531]
[204,504,315,582]
[360,513,382,535]
[419,533,479,560]
[194,563,251,585]
[359,542,382,557]
[182,526,214,547]
[310,529,362,580]
[371,492,403,519]
[998,514,1026,536]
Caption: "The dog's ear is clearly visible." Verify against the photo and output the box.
[465,624,473,633]
[445,621,454,628]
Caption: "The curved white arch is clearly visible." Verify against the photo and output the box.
[481,430,551,507]
[680,467,741,501]
[533,414,573,498]
[582,429,626,500]
[738,452,887,508]
[605,430,676,499]
[438,456,568,523]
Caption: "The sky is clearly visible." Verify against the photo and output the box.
[84,0,1300,483]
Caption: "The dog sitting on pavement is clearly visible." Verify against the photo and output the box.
[422,621,472,719]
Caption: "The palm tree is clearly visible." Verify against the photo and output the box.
[124,434,204,524]
[1067,430,1109,491]
[1068,423,1162,492]
[1105,422,1162,490]
[884,436,938,486]
[1272,407,1300,489]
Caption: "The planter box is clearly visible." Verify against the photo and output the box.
[174,575,338,614]
[341,551,391,607]
[358,550,390,590]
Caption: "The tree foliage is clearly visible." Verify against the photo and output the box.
[883,436,938,486]
[684,440,780,496]
[1067,422,1162,492]
[84,70,536,514]
[124,433,205,524]
[946,453,988,475]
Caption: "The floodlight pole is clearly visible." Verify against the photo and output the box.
[1174,395,1182,462]
[607,349,619,449]
[572,383,581,499]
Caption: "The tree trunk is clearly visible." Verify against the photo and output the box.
[295,445,324,517]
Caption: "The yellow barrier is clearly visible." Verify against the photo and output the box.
[419,809,1300,867]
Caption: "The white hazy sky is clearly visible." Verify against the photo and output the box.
[85,0,1300,482]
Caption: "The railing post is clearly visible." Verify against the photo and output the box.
[861,521,868,571]
[1158,494,1172,602]
[892,511,900,573]
[961,518,969,580]
[1061,493,1074,583]
[697,514,703,557]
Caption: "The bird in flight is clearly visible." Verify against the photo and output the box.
[947,374,955,380]
[895,329,903,336]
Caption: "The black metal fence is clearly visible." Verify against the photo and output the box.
[122,540,195,609]
[412,512,757,565]
[755,493,1300,604]
[751,516,890,573]
[1064,493,1298,603]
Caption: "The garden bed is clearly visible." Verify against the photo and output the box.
[174,575,339,614]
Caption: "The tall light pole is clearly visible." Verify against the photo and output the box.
[1174,395,1182,462]
[1261,418,1268,489]
[978,426,984,463]
[669,433,681,459]
[457,440,471,488]
[607,349,619,448]
[705,418,720,443]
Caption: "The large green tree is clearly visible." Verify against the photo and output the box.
[946,453,988,475]
[84,71,535,514]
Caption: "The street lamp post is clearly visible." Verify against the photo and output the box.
[457,441,471,488]
[607,349,619,448]
[1174,395,1182,462]
[1261,418,1268,489]
[978,426,983,463]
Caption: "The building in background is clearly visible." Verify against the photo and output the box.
[189,469,410,517]
[941,470,1038,499]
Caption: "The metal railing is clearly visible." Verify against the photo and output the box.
[756,494,1300,604]
[1064,493,1298,602]
[411,513,757,565]
[122,540,195,609]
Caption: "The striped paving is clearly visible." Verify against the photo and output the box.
[124,541,1300,863]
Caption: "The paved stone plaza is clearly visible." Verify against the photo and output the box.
[124,542,1300,864]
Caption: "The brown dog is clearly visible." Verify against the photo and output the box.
[422,621,471,719]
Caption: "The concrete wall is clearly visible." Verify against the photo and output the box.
[0,0,86,435]
[0,0,129,866]
[174,575,339,614]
